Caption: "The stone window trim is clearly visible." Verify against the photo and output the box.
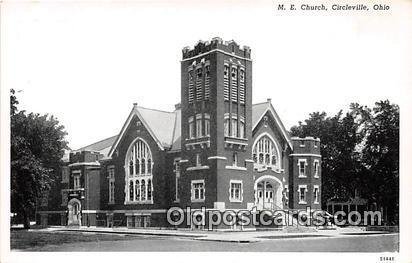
[313,185,320,204]
[298,184,308,204]
[225,165,247,171]
[229,180,243,203]
[298,158,308,178]
[191,179,205,203]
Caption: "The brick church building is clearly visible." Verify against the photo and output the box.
[37,38,322,229]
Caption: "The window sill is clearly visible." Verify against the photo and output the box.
[225,166,247,171]
[187,165,210,171]
[298,175,307,178]
[229,199,242,203]
[186,136,210,141]
[314,175,320,179]
[185,139,210,150]
[314,201,319,205]
[224,137,248,150]
[191,199,205,203]
[125,200,154,205]
[299,201,307,205]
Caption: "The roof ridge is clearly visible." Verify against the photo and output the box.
[76,135,117,151]
[136,105,175,114]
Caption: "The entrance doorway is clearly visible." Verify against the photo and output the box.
[67,198,81,226]
[255,176,283,210]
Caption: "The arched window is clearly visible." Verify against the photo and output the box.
[125,138,153,203]
[147,159,152,174]
[141,180,146,201]
[147,179,152,201]
[141,158,146,174]
[135,180,140,201]
[252,135,280,169]
[129,181,134,201]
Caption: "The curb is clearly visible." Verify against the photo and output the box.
[58,228,206,238]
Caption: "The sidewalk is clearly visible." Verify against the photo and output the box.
[41,225,391,243]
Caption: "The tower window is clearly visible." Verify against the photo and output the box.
[231,67,237,79]
[231,118,238,137]
[239,121,245,138]
[205,65,210,77]
[224,65,229,78]
[240,69,245,82]
[233,152,238,167]
[197,68,202,78]
[196,153,201,167]
[298,159,307,177]
[196,114,202,138]
[189,117,195,139]
[205,114,210,136]
[188,71,194,104]
[224,118,230,137]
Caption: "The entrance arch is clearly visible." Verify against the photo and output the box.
[254,175,283,210]
[67,198,82,226]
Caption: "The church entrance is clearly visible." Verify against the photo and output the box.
[67,198,82,226]
[255,176,283,211]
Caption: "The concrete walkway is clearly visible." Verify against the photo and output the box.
[41,225,392,243]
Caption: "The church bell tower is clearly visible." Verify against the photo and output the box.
[180,38,254,212]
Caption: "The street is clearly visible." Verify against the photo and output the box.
[12,230,399,252]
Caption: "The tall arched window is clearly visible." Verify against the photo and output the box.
[252,135,280,170]
[141,180,146,201]
[125,138,154,203]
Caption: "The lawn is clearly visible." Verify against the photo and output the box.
[10,230,139,250]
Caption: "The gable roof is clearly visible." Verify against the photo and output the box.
[107,104,179,157]
[251,100,293,150]
[76,135,118,152]
[79,101,292,157]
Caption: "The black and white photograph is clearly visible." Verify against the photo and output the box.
[1,0,411,262]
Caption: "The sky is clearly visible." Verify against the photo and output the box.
[3,0,411,150]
